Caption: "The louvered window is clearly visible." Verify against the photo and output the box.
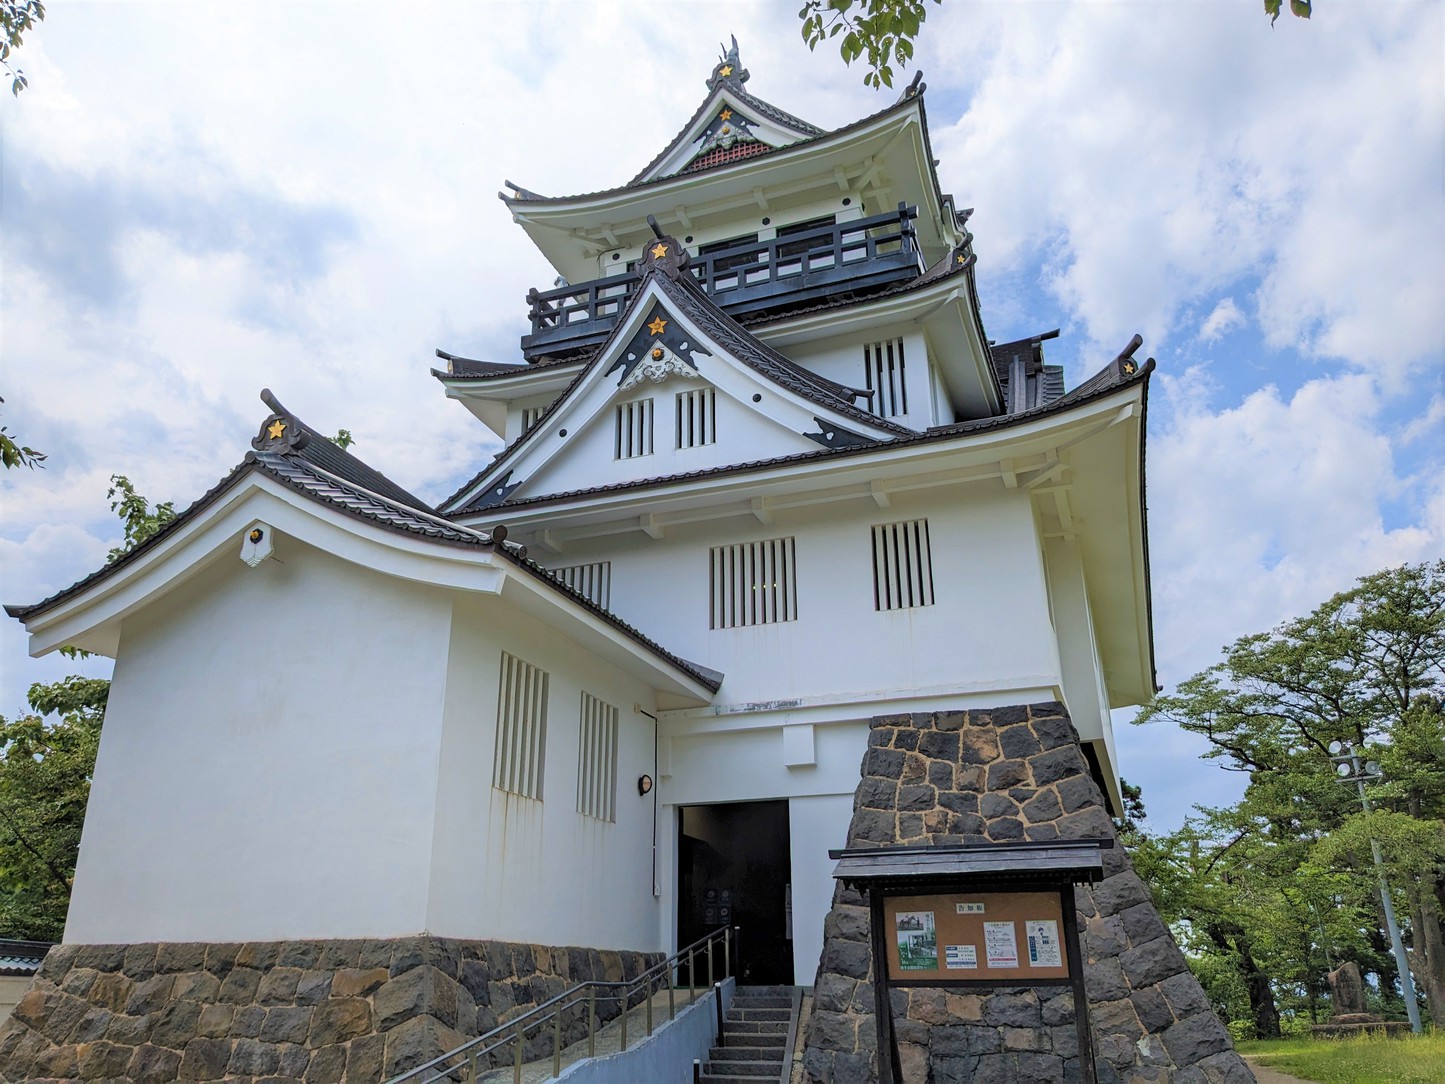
[493,652,548,799]
[676,387,716,449]
[576,692,619,822]
[553,561,611,609]
[864,339,908,418]
[521,406,544,431]
[871,519,935,611]
[615,398,654,459]
[709,537,797,629]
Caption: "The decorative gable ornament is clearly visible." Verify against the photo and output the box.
[618,342,701,392]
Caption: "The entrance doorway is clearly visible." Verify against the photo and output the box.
[678,800,793,986]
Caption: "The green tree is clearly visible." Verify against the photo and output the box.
[1140,561,1445,1027]
[0,476,178,939]
[1,0,44,95]
[0,396,45,470]
[799,0,1313,91]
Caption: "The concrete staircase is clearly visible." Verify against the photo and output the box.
[696,986,799,1083]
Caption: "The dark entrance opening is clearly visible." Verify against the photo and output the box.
[678,800,793,986]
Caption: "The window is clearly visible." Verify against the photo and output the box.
[615,398,654,459]
[493,652,548,799]
[521,406,544,431]
[676,387,716,449]
[553,561,611,609]
[864,338,908,418]
[576,692,619,822]
[871,519,935,611]
[710,537,797,629]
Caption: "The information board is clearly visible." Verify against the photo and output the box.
[883,890,1070,982]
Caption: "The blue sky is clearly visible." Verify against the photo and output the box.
[2,1,1441,832]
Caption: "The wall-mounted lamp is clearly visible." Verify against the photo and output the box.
[637,774,653,797]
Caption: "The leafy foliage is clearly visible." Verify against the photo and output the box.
[1265,0,1313,27]
[105,473,177,560]
[1137,561,1445,1031]
[1,0,44,95]
[0,396,45,470]
[798,0,938,90]
[0,677,106,940]
[330,429,356,450]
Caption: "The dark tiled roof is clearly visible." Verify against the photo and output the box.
[441,263,913,515]
[4,396,723,694]
[510,95,916,207]
[458,355,1153,515]
[0,940,52,977]
[989,331,1066,414]
[432,355,585,383]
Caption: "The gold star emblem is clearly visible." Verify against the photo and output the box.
[647,315,668,336]
[650,242,669,259]
[719,108,733,121]
[719,65,733,76]
[267,419,287,439]
[956,254,966,264]
[1122,359,1137,375]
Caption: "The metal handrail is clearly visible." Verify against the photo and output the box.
[385,926,738,1084]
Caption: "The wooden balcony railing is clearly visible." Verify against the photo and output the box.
[521,204,921,359]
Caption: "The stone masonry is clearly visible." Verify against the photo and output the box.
[802,703,1256,1084]
[0,935,659,1083]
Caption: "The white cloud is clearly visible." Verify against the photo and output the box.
[1199,297,1245,342]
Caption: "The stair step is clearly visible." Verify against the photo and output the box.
[700,1076,777,1084]
[722,1032,786,1047]
[728,1008,791,1021]
[725,1020,788,1034]
[703,1061,780,1077]
[710,1046,784,1062]
[729,996,792,1008]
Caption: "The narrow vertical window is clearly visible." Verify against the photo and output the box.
[576,692,619,822]
[552,561,612,609]
[493,652,549,799]
[675,387,717,449]
[863,338,908,418]
[614,398,655,459]
[521,406,544,431]
[709,537,797,629]
[871,519,935,610]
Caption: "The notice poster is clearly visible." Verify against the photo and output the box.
[1025,919,1063,968]
[983,921,1019,968]
[895,911,939,971]
[944,944,978,970]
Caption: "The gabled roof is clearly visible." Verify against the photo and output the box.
[458,353,1154,514]
[440,241,915,515]
[990,330,1066,414]
[627,48,824,185]
[5,393,722,694]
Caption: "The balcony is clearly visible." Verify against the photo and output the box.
[521,204,922,360]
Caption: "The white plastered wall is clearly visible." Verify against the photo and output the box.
[65,541,454,944]
[784,327,934,432]
[426,596,663,952]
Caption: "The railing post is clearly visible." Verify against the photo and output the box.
[645,973,654,1036]
[466,1048,477,1081]
[553,1009,562,1078]
[694,1058,703,1084]
[714,981,725,1044]
[733,925,742,981]
[513,1020,525,1084]
[667,960,676,1020]
[687,948,695,1004]
[707,937,715,988]
[620,991,629,1052]
[588,986,597,1058]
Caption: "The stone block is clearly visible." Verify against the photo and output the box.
[1084,958,1131,1002]
[1086,914,1130,961]
[124,943,159,981]
[383,1014,465,1077]
[305,1042,349,1083]
[1032,714,1078,750]
[1161,1011,1233,1066]
[36,991,90,1044]
[62,967,98,997]
[277,941,324,970]
[1021,789,1063,823]
[1031,745,1086,785]
[862,747,905,779]
[38,942,81,980]
[1000,724,1043,760]
[126,974,176,1016]
[236,941,282,970]
[155,942,209,974]
[898,811,926,839]
[945,992,984,1022]
[260,1005,313,1045]
[331,966,389,999]
[987,816,1025,840]
[1058,805,1117,839]
[940,791,978,814]
[77,1038,134,1079]
[987,759,1030,789]
[1092,997,1144,1040]
[935,710,967,731]
[960,727,1002,765]
[228,1035,281,1075]
[983,991,1041,1028]
[34,1042,81,1078]
[1120,937,1188,988]
[1159,971,1211,1018]
[1121,902,1171,947]
[992,705,1029,726]
[346,1033,386,1080]
[309,998,373,1047]
[359,937,395,970]
[813,972,857,1014]
[75,944,127,972]
[204,942,242,977]
[947,812,987,836]
[894,728,920,752]
[979,792,1019,819]
[107,1011,154,1045]
[149,999,203,1049]
[851,808,897,844]
[919,730,960,761]
[88,971,135,1013]
[295,968,334,1005]
[230,1003,265,1037]
[71,1005,115,1044]
[808,1009,859,1053]
[172,969,221,1002]
[823,939,872,981]
[928,759,956,790]
[898,783,936,811]
[1057,773,1102,813]
[1042,992,1075,1026]
[1092,873,1152,917]
[854,776,897,810]
[127,1042,182,1084]
[1026,821,1062,841]
[218,966,262,1005]
[197,1003,234,1038]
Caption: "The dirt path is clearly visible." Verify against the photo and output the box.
[1243,1056,1324,1084]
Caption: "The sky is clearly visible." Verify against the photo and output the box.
[1,0,1442,832]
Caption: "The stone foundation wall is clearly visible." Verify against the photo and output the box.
[802,703,1256,1084]
[0,935,660,1083]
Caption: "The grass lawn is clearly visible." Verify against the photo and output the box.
[1236,1030,1445,1084]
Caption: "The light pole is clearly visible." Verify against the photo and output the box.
[1327,740,1422,1034]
